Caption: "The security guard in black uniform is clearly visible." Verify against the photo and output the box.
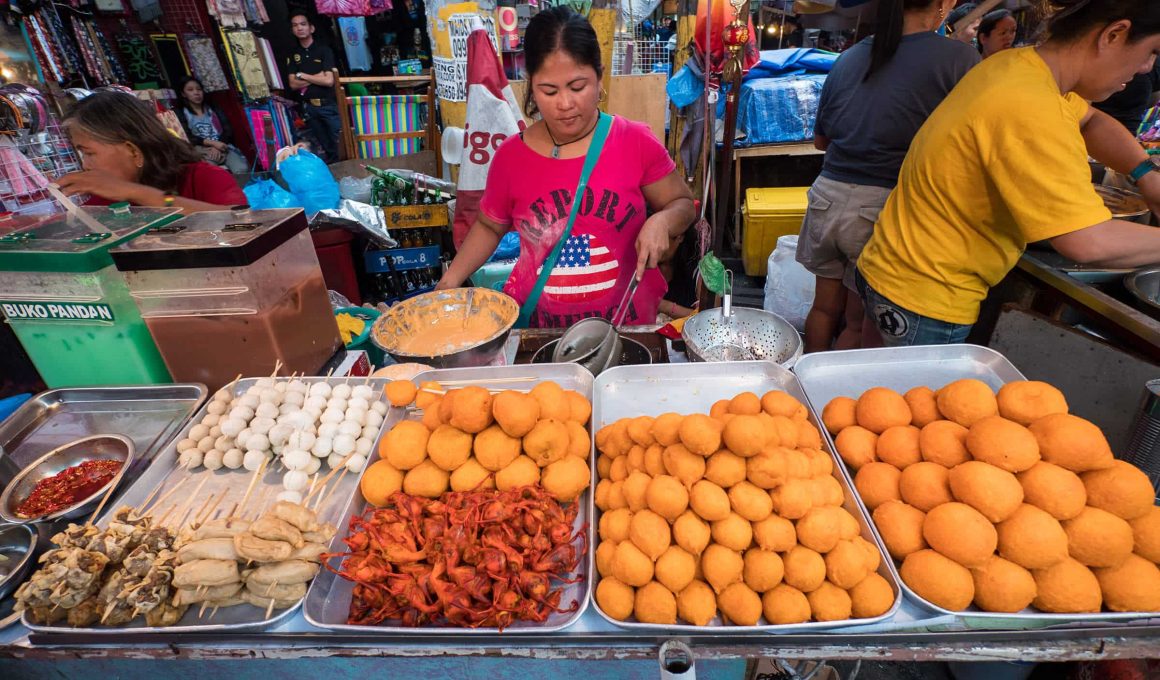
[287,12,341,162]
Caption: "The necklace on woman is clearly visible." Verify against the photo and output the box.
[545,114,601,159]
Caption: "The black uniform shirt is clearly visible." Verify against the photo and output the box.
[287,41,337,104]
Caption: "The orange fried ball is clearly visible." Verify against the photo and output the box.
[783,545,827,593]
[414,381,443,410]
[729,481,774,522]
[996,504,1068,570]
[709,399,731,421]
[530,381,570,422]
[541,456,590,502]
[746,449,789,490]
[524,419,571,468]
[937,379,998,428]
[565,390,592,424]
[854,462,902,511]
[622,470,651,512]
[1062,506,1134,568]
[626,415,657,448]
[761,390,808,421]
[421,398,444,431]
[822,397,858,436]
[495,455,541,491]
[835,426,878,471]
[646,475,690,521]
[630,509,672,560]
[701,543,744,593]
[492,391,541,438]
[450,457,495,492]
[426,424,472,471]
[1028,413,1114,473]
[965,416,1041,473]
[663,444,707,487]
[1094,554,1160,613]
[361,460,404,507]
[596,540,618,577]
[856,387,912,434]
[997,380,1068,426]
[923,502,997,568]
[763,584,811,625]
[634,581,678,624]
[652,412,684,447]
[473,425,522,472]
[385,380,417,407]
[705,450,747,488]
[677,580,718,626]
[900,549,975,611]
[811,475,846,508]
[743,548,785,593]
[873,501,927,560]
[752,514,797,552]
[1130,506,1160,563]
[898,462,953,512]
[1032,558,1102,613]
[947,461,1024,523]
[446,386,494,434]
[655,546,698,593]
[689,480,731,521]
[805,448,834,478]
[904,386,942,428]
[679,414,723,456]
[595,577,634,621]
[599,509,632,543]
[612,540,654,587]
[381,420,430,471]
[722,415,768,458]
[770,479,814,520]
[439,391,457,425]
[825,539,872,589]
[971,556,1037,613]
[402,459,451,498]
[796,421,823,450]
[565,421,589,460]
[717,582,763,625]
[850,573,895,619]
[729,391,763,415]
[674,511,712,556]
[876,425,922,469]
[644,444,666,477]
[919,420,971,468]
[796,506,844,553]
[1016,462,1087,521]
[711,513,754,552]
[805,581,852,622]
[1080,460,1155,521]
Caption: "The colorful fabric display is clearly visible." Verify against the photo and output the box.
[184,35,230,92]
[346,95,426,157]
[91,23,127,84]
[116,33,162,86]
[315,0,390,16]
[210,0,248,29]
[256,37,283,89]
[338,17,372,71]
[223,30,270,101]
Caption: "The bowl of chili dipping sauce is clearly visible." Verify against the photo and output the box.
[0,434,135,523]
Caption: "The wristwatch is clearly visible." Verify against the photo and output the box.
[1129,157,1159,185]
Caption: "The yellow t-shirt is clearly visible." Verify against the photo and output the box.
[858,47,1112,325]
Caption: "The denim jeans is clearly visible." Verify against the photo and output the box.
[303,102,341,162]
[855,269,973,347]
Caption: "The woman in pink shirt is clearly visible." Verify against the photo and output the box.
[437,6,694,328]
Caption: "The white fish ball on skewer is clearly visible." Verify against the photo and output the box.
[287,430,317,451]
[189,424,210,441]
[283,470,309,492]
[259,388,283,405]
[239,393,260,409]
[228,406,254,423]
[312,436,333,457]
[347,396,370,412]
[197,436,216,453]
[243,449,267,471]
[278,403,301,417]
[318,422,340,439]
[214,435,234,453]
[308,382,331,398]
[176,438,198,453]
[255,377,276,390]
[249,417,276,436]
[282,448,311,471]
[326,452,346,470]
[326,397,348,412]
[204,449,225,471]
[179,449,204,469]
[351,385,374,401]
[303,407,322,423]
[274,381,288,393]
[213,387,232,403]
[284,411,314,431]
[268,423,294,448]
[236,428,253,448]
[337,421,362,438]
[220,418,246,438]
[255,402,280,419]
[355,437,374,456]
[288,379,308,394]
[365,410,384,430]
[371,401,388,416]
[223,448,244,469]
[361,425,379,440]
[245,433,271,452]
[320,408,344,424]
[283,391,306,407]
[345,454,367,473]
[304,456,321,475]
[276,490,303,504]
[305,394,327,411]
[332,384,352,400]
[333,434,356,457]
[207,401,227,415]
[201,414,222,428]
[345,407,368,427]
[209,425,223,439]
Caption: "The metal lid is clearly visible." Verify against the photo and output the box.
[109,208,306,271]
[0,206,182,273]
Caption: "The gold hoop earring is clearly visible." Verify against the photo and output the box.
[598,87,608,104]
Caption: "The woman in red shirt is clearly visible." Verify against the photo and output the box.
[56,92,246,211]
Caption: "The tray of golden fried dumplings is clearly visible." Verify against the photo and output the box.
[793,344,1160,627]
[588,361,902,632]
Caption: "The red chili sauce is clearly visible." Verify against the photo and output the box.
[16,459,122,519]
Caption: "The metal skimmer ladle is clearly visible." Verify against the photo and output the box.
[551,277,638,368]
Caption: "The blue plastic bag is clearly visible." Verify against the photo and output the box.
[489,231,520,262]
[279,150,340,215]
[243,178,301,210]
[667,65,704,109]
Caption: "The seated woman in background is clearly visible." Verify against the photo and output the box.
[175,76,249,175]
[978,10,1018,58]
[56,92,246,211]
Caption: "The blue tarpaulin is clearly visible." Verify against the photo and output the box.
[726,48,836,147]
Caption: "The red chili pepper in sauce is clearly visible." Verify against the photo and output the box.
[16,459,122,519]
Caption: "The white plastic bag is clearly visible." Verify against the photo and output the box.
[763,235,816,333]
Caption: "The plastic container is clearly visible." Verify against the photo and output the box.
[110,208,342,392]
[0,206,180,387]
[471,259,516,291]
[742,186,808,276]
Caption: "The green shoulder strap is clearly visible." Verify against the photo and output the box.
[515,112,613,329]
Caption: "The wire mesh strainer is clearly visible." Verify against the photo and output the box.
[681,271,803,366]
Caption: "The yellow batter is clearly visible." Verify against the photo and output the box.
[395,314,502,355]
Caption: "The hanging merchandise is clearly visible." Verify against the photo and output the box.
[242,0,270,24]
[70,19,106,83]
[130,0,162,23]
[184,35,231,92]
[315,0,391,16]
[91,23,128,84]
[338,17,373,71]
[208,0,248,28]
[246,98,294,170]
[24,12,67,82]
[116,33,162,87]
[256,36,283,89]
[42,7,84,76]
[223,30,270,101]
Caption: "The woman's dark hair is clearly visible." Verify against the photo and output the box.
[946,3,978,31]
[1045,0,1160,43]
[65,92,201,192]
[866,0,944,80]
[522,6,603,117]
[174,76,203,109]
[978,9,1014,38]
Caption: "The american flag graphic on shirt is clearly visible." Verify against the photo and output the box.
[536,233,619,303]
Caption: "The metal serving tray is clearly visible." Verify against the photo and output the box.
[794,344,1160,627]
[24,377,385,635]
[589,361,902,632]
[304,364,594,634]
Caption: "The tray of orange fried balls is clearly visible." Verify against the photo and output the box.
[794,345,1160,625]
[301,365,594,634]
[588,361,902,631]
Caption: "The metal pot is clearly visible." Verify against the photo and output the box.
[1125,267,1160,317]
[531,335,653,373]
[370,288,519,368]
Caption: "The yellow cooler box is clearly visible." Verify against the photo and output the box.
[742,186,809,276]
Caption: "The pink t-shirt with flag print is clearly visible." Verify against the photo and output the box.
[480,115,676,329]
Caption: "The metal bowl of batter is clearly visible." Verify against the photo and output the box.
[370,287,519,368]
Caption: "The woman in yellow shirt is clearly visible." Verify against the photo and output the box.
[857,0,1160,347]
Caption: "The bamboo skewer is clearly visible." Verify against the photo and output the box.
[236,456,269,519]
[303,461,346,504]
[155,502,178,527]
[438,377,536,385]
[193,492,225,529]
[318,468,348,512]
[84,470,123,527]
[132,474,191,521]
[167,475,210,530]
[264,597,276,621]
